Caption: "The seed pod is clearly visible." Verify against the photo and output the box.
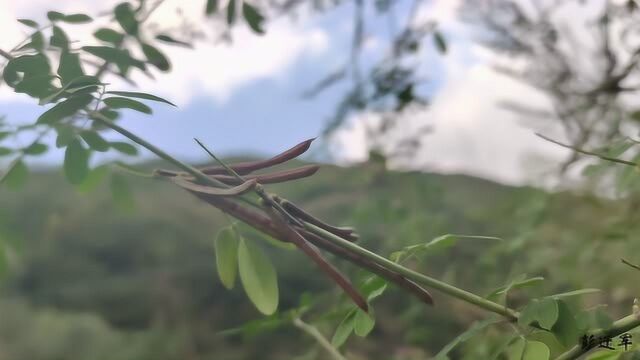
[201,138,315,175]
[172,177,257,196]
[211,165,320,185]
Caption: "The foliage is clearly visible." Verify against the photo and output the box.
[0,1,639,360]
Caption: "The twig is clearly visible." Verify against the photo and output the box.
[89,112,228,189]
[555,314,640,360]
[622,258,640,271]
[303,222,519,321]
[536,133,637,167]
[293,318,348,360]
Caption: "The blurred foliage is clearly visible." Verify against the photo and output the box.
[0,159,639,359]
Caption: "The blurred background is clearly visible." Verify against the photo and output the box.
[1,0,640,359]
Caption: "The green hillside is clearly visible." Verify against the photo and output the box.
[1,159,638,359]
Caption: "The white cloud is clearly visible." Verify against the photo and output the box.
[0,0,329,106]
[332,0,573,186]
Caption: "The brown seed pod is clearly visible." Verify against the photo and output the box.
[172,177,257,196]
[200,138,316,175]
[211,165,320,185]
[265,206,369,312]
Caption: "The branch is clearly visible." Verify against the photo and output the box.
[293,318,348,360]
[303,222,518,321]
[555,313,640,360]
[536,133,637,167]
[622,258,640,271]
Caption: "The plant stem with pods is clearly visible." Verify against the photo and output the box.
[90,110,515,318]
[88,112,640,360]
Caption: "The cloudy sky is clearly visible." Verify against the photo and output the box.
[0,0,574,186]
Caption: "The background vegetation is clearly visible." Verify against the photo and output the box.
[1,0,640,359]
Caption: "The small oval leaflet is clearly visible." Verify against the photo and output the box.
[214,227,239,289]
[237,238,279,315]
[103,97,152,114]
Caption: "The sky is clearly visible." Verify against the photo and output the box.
[0,0,575,186]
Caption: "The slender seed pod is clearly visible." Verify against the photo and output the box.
[276,197,359,242]
[200,138,315,175]
[211,165,320,185]
[265,206,369,312]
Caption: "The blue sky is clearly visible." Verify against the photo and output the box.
[0,0,571,185]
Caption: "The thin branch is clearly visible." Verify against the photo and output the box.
[555,314,640,360]
[536,133,637,167]
[303,222,518,321]
[89,112,229,189]
[622,258,640,271]
[293,318,348,360]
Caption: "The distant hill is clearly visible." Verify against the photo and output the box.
[0,158,638,359]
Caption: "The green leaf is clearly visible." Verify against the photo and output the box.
[109,141,138,155]
[141,43,170,71]
[435,317,501,360]
[29,31,45,51]
[0,132,10,141]
[215,227,239,289]
[3,54,51,87]
[505,337,526,360]
[57,52,84,85]
[2,160,28,189]
[23,142,48,155]
[105,91,176,106]
[50,26,70,50]
[353,309,375,337]
[110,173,135,211]
[64,139,90,185]
[0,147,12,156]
[80,130,109,152]
[114,2,138,35]
[17,19,38,27]
[103,97,152,114]
[13,75,57,99]
[37,94,93,124]
[547,288,600,300]
[238,238,279,315]
[243,2,265,34]
[522,340,550,360]
[519,298,559,330]
[94,28,125,44]
[62,13,92,23]
[155,34,191,47]
[433,31,447,54]
[361,275,387,302]
[47,11,66,21]
[551,300,581,347]
[592,308,613,329]
[331,310,356,348]
[227,0,237,25]
[55,126,75,148]
[205,0,219,14]
[82,45,124,63]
